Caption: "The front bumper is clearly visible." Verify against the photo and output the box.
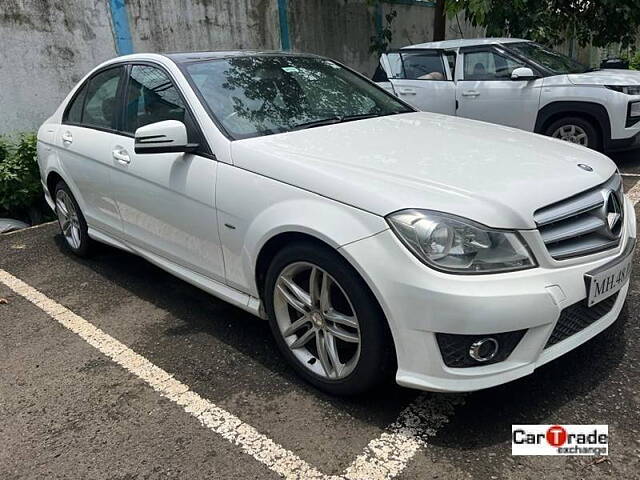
[606,93,640,152]
[607,130,640,152]
[340,196,636,392]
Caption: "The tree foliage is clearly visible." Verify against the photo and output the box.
[369,10,398,55]
[366,0,398,55]
[446,0,640,48]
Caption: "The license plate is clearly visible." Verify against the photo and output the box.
[585,247,634,307]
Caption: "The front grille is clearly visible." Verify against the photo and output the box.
[545,293,619,348]
[436,330,526,368]
[534,174,624,260]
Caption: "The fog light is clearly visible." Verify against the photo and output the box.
[469,337,499,362]
[436,330,525,368]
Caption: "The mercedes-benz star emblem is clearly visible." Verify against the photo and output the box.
[605,191,623,237]
[577,163,593,172]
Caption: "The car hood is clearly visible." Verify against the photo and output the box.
[230,112,616,229]
[568,69,640,86]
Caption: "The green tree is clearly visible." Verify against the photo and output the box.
[0,133,44,223]
[446,0,640,48]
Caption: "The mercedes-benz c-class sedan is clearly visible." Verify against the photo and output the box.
[37,51,635,395]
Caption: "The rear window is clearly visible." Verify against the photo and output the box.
[385,51,447,81]
[401,52,446,80]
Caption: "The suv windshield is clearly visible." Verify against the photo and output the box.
[506,42,590,75]
[184,55,412,139]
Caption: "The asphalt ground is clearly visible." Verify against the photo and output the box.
[1,149,639,480]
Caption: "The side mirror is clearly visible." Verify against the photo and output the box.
[134,120,199,155]
[511,67,539,81]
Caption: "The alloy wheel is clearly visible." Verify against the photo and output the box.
[552,124,589,146]
[56,189,82,250]
[273,262,361,380]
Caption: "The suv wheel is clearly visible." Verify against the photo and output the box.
[263,242,394,395]
[546,116,601,150]
[54,180,92,256]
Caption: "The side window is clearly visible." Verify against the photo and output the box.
[401,52,446,80]
[124,65,187,134]
[82,67,123,130]
[445,51,457,79]
[64,83,87,124]
[463,50,524,80]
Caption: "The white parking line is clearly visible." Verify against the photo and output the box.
[344,394,464,480]
[0,268,459,480]
[0,269,328,480]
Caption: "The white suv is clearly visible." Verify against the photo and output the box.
[374,38,640,152]
[38,52,635,395]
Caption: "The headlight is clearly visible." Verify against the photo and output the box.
[387,210,536,274]
[606,85,640,96]
[630,101,640,118]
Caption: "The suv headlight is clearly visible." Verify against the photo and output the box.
[387,210,536,274]
[606,85,640,96]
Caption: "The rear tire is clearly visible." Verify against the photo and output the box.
[263,241,395,395]
[54,180,92,257]
[545,116,601,151]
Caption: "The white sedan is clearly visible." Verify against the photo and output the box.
[38,52,635,395]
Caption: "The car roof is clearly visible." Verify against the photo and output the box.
[402,38,530,50]
[163,50,321,63]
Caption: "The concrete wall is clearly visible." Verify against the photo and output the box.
[288,0,375,76]
[385,2,434,49]
[0,0,117,134]
[444,12,485,41]
[0,0,465,135]
[126,0,280,53]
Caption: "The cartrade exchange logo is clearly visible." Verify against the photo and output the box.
[512,425,608,456]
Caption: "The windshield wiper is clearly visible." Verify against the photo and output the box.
[291,113,383,131]
[291,116,344,131]
[340,113,380,122]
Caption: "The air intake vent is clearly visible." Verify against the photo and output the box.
[534,175,624,260]
[545,293,618,348]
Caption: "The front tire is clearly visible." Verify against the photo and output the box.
[54,180,92,257]
[545,116,601,151]
[263,242,394,395]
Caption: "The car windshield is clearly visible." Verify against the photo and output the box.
[505,42,590,75]
[183,55,412,139]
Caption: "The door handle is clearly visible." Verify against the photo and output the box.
[462,90,480,97]
[397,88,417,95]
[112,148,131,165]
[61,131,73,145]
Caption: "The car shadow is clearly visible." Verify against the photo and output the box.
[52,234,630,439]
[52,235,418,428]
[609,149,640,170]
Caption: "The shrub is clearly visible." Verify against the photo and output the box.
[0,133,46,224]
[630,51,640,70]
